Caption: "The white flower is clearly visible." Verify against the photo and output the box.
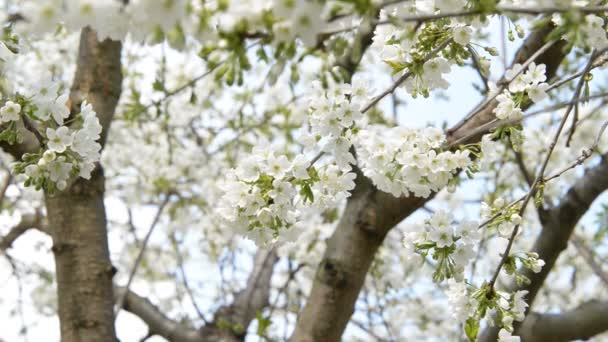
[446,280,475,323]
[512,290,529,321]
[46,126,74,153]
[0,101,21,122]
[505,64,531,93]
[524,63,547,85]
[527,83,549,103]
[510,214,522,225]
[494,92,523,120]
[42,150,56,163]
[53,94,71,124]
[455,220,480,244]
[25,164,41,178]
[70,130,101,160]
[236,156,263,182]
[18,0,62,36]
[290,155,310,179]
[530,257,545,273]
[266,154,291,178]
[493,197,505,208]
[423,58,451,89]
[428,224,453,248]
[452,240,475,266]
[269,179,295,205]
[498,328,520,342]
[453,25,472,46]
[30,74,60,106]
[581,15,608,49]
[78,161,96,180]
[47,157,72,182]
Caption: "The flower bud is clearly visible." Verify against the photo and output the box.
[493,197,505,208]
[43,150,56,163]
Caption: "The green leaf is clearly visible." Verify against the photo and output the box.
[300,183,314,204]
[153,79,165,92]
[255,311,272,336]
[464,317,480,342]
[384,59,408,74]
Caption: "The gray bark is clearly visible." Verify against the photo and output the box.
[46,27,122,342]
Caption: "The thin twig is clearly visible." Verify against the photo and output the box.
[487,50,602,290]
[571,234,608,288]
[114,195,171,316]
[360,38,453,113]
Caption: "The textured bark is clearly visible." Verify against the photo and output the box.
[290,167,427,342]
[480,154,608,342]
[46,27,122,342]
[518,300,608,342]
[200,248,279,341]
[291,23,567,342]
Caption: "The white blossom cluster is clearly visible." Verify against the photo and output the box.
[403,210,480,282]
[494,62,549,121]
[357,125,472,198]
[0,42,102,192]
[306,79,369,167]
[272,0,327,47]
[480,197,522,238]
[16,0,332,48]
[217,147,355,245]
[372,3,491,98]
[553,13,608,50]
[22,101,102,189]
[446,280,529,341]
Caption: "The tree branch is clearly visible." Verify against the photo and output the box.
[518,300,608,342]
[0,212,46,252]
[115,286,202,342]
[201,248,279,341]
[571,234,608,288]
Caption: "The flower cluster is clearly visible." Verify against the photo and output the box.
[480,197,522,237]
[357,125,471,198]
[0,41,103,192]
[306,79,370,168]
[217,148,355,245]
[403,210,480,282]
[403,57,453,96]
[447,280,529,341]
[494,62,549,121]
[554,13,608,51]
[272,0,326,47]
[11,100,102,192]
[580,14,608,49]
[479,198,547,283]
[17,0,333,48]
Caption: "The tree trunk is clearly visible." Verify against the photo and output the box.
[46,170,116,342]
[46,27,122,342]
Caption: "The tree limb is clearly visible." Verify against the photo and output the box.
[571,234,608,288]
[518,300,608,342]
[200,248,279,341]
[115,286,202,342]
[0,212,46,252]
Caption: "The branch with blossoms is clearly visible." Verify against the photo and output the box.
[486,48,605,293]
